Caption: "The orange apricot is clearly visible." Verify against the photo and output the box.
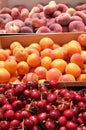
[17,61,29,75]
[70,53,84,67]
[28,43,42,52]
[50,47,64,60]
[77,74,86,81]
[51,59,67,74]
[4,60,17,74]
[10,41,22,51]
[0,61,5,68]
[58,74,75,82]
[77,33,86,46]
[14,48,28,62]
[41,56,52,70]
[41,48,52,58]
[39,37,54,49]
[67,40,81,57]
[0,68,10,83]
[34,66,47,80]
[25,47,39,55]
[65,63,81,78]
[27,53,41,67]
[46,68,62,81]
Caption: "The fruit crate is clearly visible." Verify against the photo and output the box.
[0,33,86,88]
[0,0,86,34]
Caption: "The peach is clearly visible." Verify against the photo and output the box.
[0,14,13,28]
[70,16,83,22]
[5,20,24,33]
[68,21,85,32]
[32,13,47,28]
[73,11,86,24]
[70,53,84,67]
[20,8,29,21]
[58,74,75,82]
[56,4,68,13]
[44,1,57,15]
[49,23,63,32]
[36,26,51,33]
[0,29,6,34]
[13,4,27,12]
[66,8,76,16]
[29,6,41,18]
[37,3,44,12]
[11,7,20,20]
[46,68,62,81]
[20,26,33,33]
[51,59,67,73]
[0,7,11,14]
[75,3,86,11]
[53,10,61,17]
[65,63,81,78]
[55,13,71,26]
[24,18,33,28]
[47,18,55,27]
[34,66,47,80]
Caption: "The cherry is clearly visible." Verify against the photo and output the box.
[0,120,10,129]
[21,110,31,119]
[10,119,20,128]
[66,121,77,130]
[23,89,31,99]
[49,109,60,120]
[47,93,57,104]
[58,126,66,130]
[58,116,67,126]
[29,115,39,125]
[31,89,40,100]
[24,118,34,129]
[12,100,22,111]
[2,104,12,112]
[5,110,15,120]
[63,109,74,120]
[45,119,56,130]
[38,112,48,122]
[14,84,26,96]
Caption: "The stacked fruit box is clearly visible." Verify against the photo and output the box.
[0,0,86,130]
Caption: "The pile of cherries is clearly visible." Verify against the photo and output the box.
[0,81,86,130]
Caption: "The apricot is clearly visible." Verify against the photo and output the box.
[28,43,42,52]
[67,40,82,57]
[41,48,52,58]
[4,60,17,74]
[70,53,84,67]
[34,66,47,80]
[51,59,67,74]
[65,63,81,78]
[46,68,62,81]
[17,61,29,75]
[50,47,64,60]
[27,53,41,67]
[77,33,86,46]
[0,68,10,83]
[77,74,86,81]
[39,37,54,49]
[41,56,52,70]
[58,74,75,82]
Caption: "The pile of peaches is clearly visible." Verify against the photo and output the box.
[0,33,86,84]
[0,1,86,33]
